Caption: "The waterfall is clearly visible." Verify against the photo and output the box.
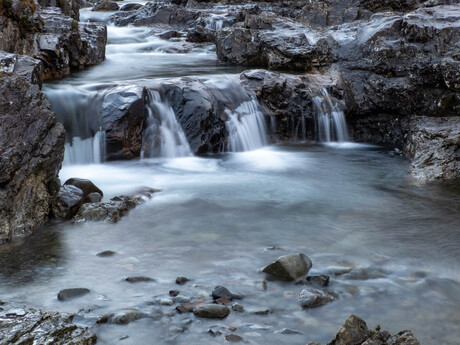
[141,90,192,158]
[63,130,106,165]
[226,98,268,152]
[312,88,348,142]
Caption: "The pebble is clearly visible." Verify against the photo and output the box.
[157,298,174,306]
[176,277,189,285]
[125,276,154,283]
[169,290,179,297]
[225,334,244,342]
[173,296,192,304]
[96,250,117,257]
[193,304,230,319]
[232,303,245,312]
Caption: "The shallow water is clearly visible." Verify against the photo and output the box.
[1,145,459,344]
[2,5,459,345]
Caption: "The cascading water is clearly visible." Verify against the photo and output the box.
[225,98,268,152]
[312,88,348,142]
[63,131,106,165]
[141,90,192,158]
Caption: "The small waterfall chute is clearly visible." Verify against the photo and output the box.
[225,98,268,152]
[63,130,106,165]
[141,90,192,158]
[312,88,348,142]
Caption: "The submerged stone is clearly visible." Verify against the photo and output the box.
[125,276,155,283]
[262,253,313,281]
[299,288,337,308]
[57,288,90,301]
[193,304,230,319]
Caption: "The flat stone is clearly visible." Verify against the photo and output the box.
[108,309,146,325]
[125,276,154,283]
[275,328,303,335]
[225,334,244,342]
[58,288,90,301]
[193,304,230,319]
[262,253,312,281]
[96,250,117,257]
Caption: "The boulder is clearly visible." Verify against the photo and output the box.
[0,52,43,87]
[212,286,242,300]
[120,3,143,11]
[0,65,65,243]
[84,192,102,203]
[52,184,85,219]
[38,0,81,20]
[64,178,103,197]
[262,253,312,281]
[327,314,369,345]
[193,304,230,318]
[0,306,97,345]
[299,288,337,308]
[92,1,120,11]
[107,309,147,324]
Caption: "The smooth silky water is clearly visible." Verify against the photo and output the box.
[0,5,459,345]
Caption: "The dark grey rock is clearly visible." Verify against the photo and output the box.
[125,276,154,283]
[92,1,120,11]
[327,314,369,345]
[64,177,103,197]
[231,303,244,312]
[120,3,143,11]
[299,288,337,308]
[212,285,237,300]
[0,307,97,345]
[225,334,244,342]
[58,288,90,301]
[274,328,303,335]
[176,276,189,285]
[52,185,84,219]
[108,309,147,324]
[306,274,330,287]
[262,253,313,281]
[169,290,180,297]
[84,192,103,203]
[96,250,117,257]
[193,304,230,318]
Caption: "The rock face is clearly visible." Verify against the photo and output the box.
[0,56,65,243]
[262,253,313,281]
[0,0,107,80]
[0,306,97,345]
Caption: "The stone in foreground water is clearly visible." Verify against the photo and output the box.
[57,288,90,301]
[262,253,312,280]
[193,304,230,318]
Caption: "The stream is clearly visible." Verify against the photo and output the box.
[0,4,459,345]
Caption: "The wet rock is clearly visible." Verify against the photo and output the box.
[262,253,313,281]
[125,276,155,283]
[120,3,143,11]
[5,308,27,317]
[274,328,303,335]
[52,185,85,219]
[0,52,44,87]
[0,307,97,345]
[362,331,392,345]
[176,276,189,285]
[307,274,330,287]
[64,178,103,197]
[327,314,369,345]
[225,333,244,342]
[96,250,117,257]
[157,298,174,306]
[108,309,147,324]
[160,30,183,40]
[169,290,180,297]
[250,307,272,315]
[342,267,388,280]
[193,304,230,319]
[232,303,244,312]
[0,66,65,243]
[389,330,421,345]
[93,1,119,11]
[176,300,206,313]
[84,192,103,203]
[186,25,216,43]
[404,116,460,183]
[58,288,90,301]
[299,288,337,308]
[212,285,241,300]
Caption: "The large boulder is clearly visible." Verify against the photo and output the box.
[0,305,97,345]
[0,56,65,243]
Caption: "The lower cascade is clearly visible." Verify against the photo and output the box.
[63,130,106,165]
[312,88,348,142]
[225,98,268,152]
[141,90,192,159]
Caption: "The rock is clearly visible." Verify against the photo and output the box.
[193,304,230,319]
[92,1,120,11]
[108,309,147,324]
[157,298,174,306]
[232,303,244,312]
[404,116,460,183]
[101,85,146,161]
[299,288,337,308]
[64,177,103,197]
[212,285,240,300]
[250,307,272,315]
[38,0,81,20]
[84,192,103,203]
[125,276,154,283]
[169,290,180,297]
[0,70,65,243]
[5,308,27,317]
[389,330,421,345]
[174,295,192,303]
[0,52,44,87]
[0,307,97,345]
[176,300,206,313]
[176,276,189,285]
[327,314,369,345]
[96,250,117,257]
[52,185,85,219]
[225,334,244,342]
[262,253,313,281]
[120,3,143,11]
[274,328,303,335]
[57,288,90,301]
[306,274,330,287]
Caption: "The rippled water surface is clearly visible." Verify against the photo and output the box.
[1,4,459,345]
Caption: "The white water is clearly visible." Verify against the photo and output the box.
[141,90,192,158]
[226,99,268,152]
[312,88,348,142]
[63,130,106,165]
